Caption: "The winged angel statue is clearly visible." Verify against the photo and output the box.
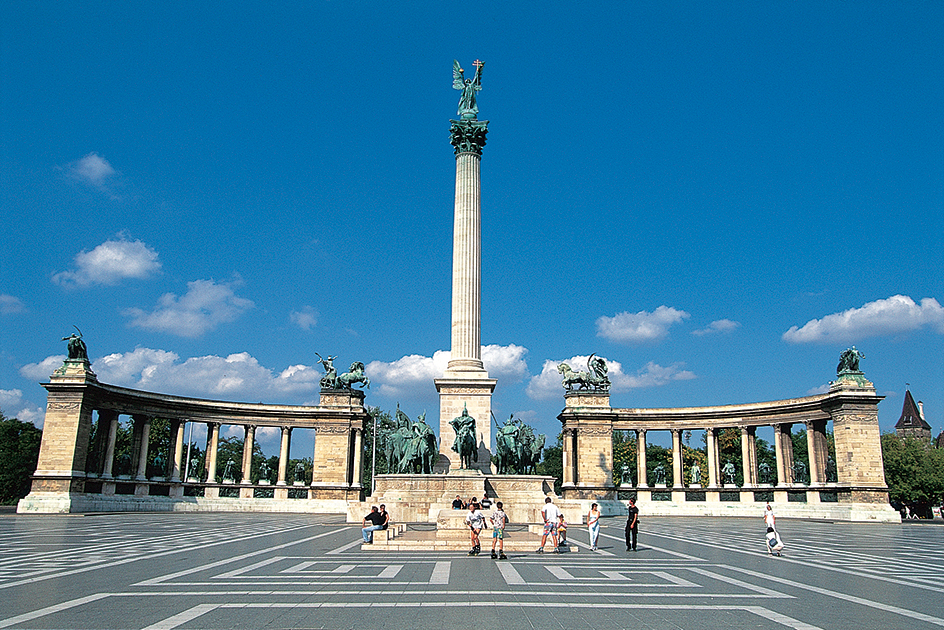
[453,59,484,120]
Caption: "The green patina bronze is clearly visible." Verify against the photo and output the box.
[62,326,88,361]
[316,354,369,391]
[558,354,611,392]
[450,59,489,156]
[493,414,546,475]
[450,404,478,469]
[453,59,483,120]
[837,346,865,374]
[385,406,437,474]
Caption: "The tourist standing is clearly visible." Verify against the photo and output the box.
[587,503,601,551]
[490,501,508,559]
[466,502,487,555]
[362,506,385,544]
[625,498,639,552]
[763,503,776,530]
[536,497,561,553]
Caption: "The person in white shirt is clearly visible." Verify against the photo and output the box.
[465,503,487,555]
[536,497,561,553]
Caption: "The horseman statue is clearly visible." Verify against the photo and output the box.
[492,413,545,475]
[558,353,611,392]
[399,412,438,474]
[450,404,478,469]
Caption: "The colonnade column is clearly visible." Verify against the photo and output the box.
[561,429,575,488]
[706,428,719,488]
[100,410,119,479]
[806,420,828,485]
[636,430,648,487]
[241,424,255,484]
[206,422,220,483]
[671,429,683,487]
[774,423,794,486]
[740,426,757,486]
[170,419,185,482]
[132,415,151,481]
[277,426,291,486]
[350,428,363,488]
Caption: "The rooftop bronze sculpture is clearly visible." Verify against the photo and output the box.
[837,347,864,374]
[558,354,611,392]
[453,59,484,120]
[61,326,88,361]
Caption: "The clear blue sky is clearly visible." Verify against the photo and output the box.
[2,3,942,456]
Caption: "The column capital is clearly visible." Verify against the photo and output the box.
[449,119,489,156]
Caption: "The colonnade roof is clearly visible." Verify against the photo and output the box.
[44,379,368,428]
[560,388,884,430]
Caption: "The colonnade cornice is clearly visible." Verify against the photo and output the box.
[44,380,368,428]
[559,390,886,431]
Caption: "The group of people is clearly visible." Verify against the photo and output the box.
[463,496,507,558]
[361,504,390,543]
[451,494,492,510]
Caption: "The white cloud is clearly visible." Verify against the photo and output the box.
[69,152,116,186]
[123,279,254,337]
[783,295,944,344]
[290,306,319,331]
[0,389,45,428]
[0,294,26,314]
[0,389,23,410]
[53,238,161,287]
[19,356,67,381]
[93,348,319,399]
[366,344,529,399]
[806,383,830,395]
[526,355,696,400]
[691,319,741,336]
[596,306,690,343]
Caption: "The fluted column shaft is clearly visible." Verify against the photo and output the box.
[447,151,484,371]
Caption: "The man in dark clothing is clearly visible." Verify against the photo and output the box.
[362,506,385,543]
[625,498,639,552]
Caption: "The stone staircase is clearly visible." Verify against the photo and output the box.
[362,510,579,552]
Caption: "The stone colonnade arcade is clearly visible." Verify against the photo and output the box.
[18,357,368,514]
[557,370,898,522]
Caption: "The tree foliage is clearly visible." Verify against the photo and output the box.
[881,433,944,505]
[0,413,42,504]
[536,432,563,493]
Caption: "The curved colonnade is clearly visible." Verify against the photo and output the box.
[18,359,367,513]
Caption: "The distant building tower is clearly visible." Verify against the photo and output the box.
[894,389,932,441]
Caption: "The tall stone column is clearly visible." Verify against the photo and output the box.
[706,428,719,488]
[206,422,220,483]
[561,428,575,488]
[671,429,683,487]
[170,419,185,482]
[99,410,119,479]
[435,115,496,474]
[241,424,255,484]
[741,426,757,486]
[277,426,291,485]
[350,428,363,489]
[132,415,151,481]
[775,423,795,486]
[636,430,648,487]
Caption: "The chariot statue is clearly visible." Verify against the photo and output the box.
[558,354,611,392]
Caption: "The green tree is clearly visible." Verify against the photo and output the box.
[536,432,563,493]
[881,433,944,506]
[0,413,43,504]
[362,407,396,494]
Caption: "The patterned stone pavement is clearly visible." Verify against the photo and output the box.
[1,512,942,629]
